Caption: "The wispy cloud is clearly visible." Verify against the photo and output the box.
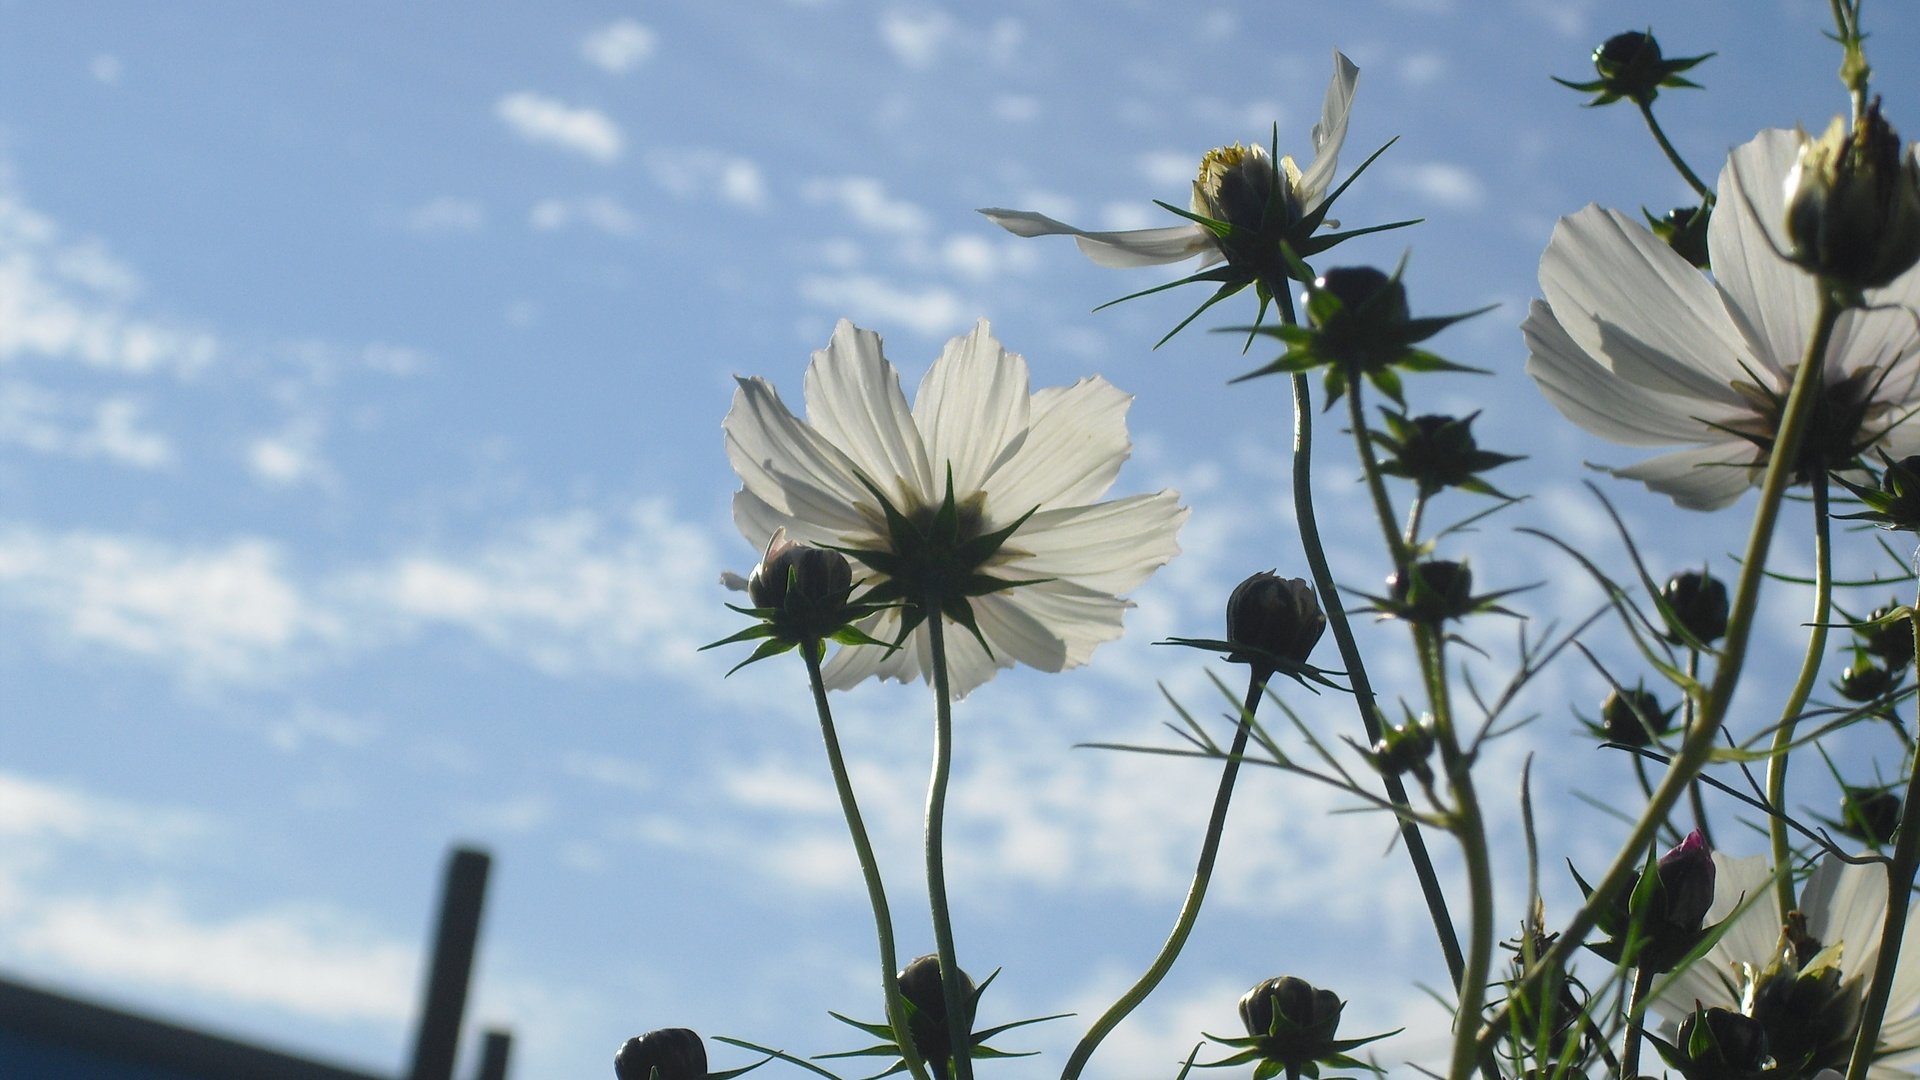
[796,274,964,336]
[645,149,769,211]
[802,176,930,235]
[495,92,623,164]
[1388,161,1486,211]
[879,8,957,69]
[0,383,174,468]
[581,18,657,74]
[529,195,638,236]
[404,196,486,234]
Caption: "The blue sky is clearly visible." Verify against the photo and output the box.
[2,2,1917,1078]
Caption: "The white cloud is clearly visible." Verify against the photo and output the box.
[0,772,210,855]
[246,416,333,490]
[0,383,174,468]
[879,7,957,69]
[0,528,328,682]
[645,150,769,211]
[1389,162,1486,210]
[0,185,217,375]
[495,92,623,163]
[11,890,417,1023]
[802,176,929,235]
[89,54,122,86]
[991,94,1039,123]
[1138,151,1194,189]
[528,195,638,237]
[581,18,657,74]
[796,274,964,336]
[1400,52,1448,87]
[405,196,486,233]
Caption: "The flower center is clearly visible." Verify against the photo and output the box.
[1728,363,1889,483]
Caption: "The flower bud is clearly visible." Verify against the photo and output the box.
[1553,30,1711,109]
[1371,717,1436,781]
[1600,685,1674,747]
[1387,559,1474,625]
[1662,569,1729,645]
[1864,602,1917,668]
[1372,411,1521,497]
[1311,268,1413,373]
[898,953,974,1068]
[1239,976,1344,1069]
[1226,571,1326,671]
[615,1028,708,1080]
[1669,1006,1771,1080]
[1838,654,1895,702]
[1584,830,1715,973]
[1649,204,1711,269]
[746,532,856,641]
[1192,143,1281,235]
[1656,829,1715,933]
[1839,786,1901,845]
[1784,104,1920,291]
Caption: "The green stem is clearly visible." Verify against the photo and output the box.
[803,646,933,1080]
[1620,963,1657,1080]
[1684,651,1716,847]
[1844,604,1920,1080]
[923,610,973,1080]
[1058,673,1268,1080]
[1475,290,1845,1058]
[1636,100,1713,203]
[1345,384,1411,569]
[1766,473,1834,914]
[1424,630,1495,1080]
[1275,305,1466,993]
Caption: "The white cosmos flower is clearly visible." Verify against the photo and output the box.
[977,49,1359,269]
[1654,852,1920,1076]
[1525,128,1920,511]
[724,319,1186,699]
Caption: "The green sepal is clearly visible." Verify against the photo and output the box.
[1157,636,1347,692]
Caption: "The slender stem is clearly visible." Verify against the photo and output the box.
[1684,651,1716,847]
[1425,630,1495,1080]
[1636,100,1712,203]
[1277,315,1466,990]
[1766,473,1834,914]
[1345,385,1411,568]
[1844,604,1920,1080]
[1476,291,1845,1058]
[923,610,973,1080]
[1058,674,1268,1080]
[1405,491,1430,554]
[803,646,933,1080]
[1620,963,1657,1080]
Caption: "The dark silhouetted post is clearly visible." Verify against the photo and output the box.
[474,1028,513,1080]
[407,847,492,1080]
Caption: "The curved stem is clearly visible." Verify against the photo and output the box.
[1685,650,1716,847]
[1275,309,1466,991]
[1766,473,1834,914]
[1476,290,1845,1058]
[1058,674,1267,1080]
[1844,605,1920,1080]
[803,646,933,1080]
[923,610,973,1080]
[1636,100,1713,203]
[1620,962,1657,1080]
[1424,630,1495,1080]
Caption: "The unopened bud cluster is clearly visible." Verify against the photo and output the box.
[1784,102,1920,291]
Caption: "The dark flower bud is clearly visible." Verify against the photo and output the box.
[1226,571,1326,672]
[1371,717,1436,781]
[1785,102,1920,291]
[1239,976,1344,1069]
[615,1028,708,1080]
[1863,602,1916,668]
[1746,929,1853,1075]
[1840,454,1920,533]
[1666,1006,1770,1080]
[1387,559,1474,625]
[1657,829,1716,933]
[1310,268,1413,375]
[1371,411,1521,498]
[1662,569,1729,645]
[1582,829,1715,973]
[1601,685,1674,747]
[1553,30,1712,107]
[1838,654,1895,702]
[1649,204,1712,269]
[1839,786,1901,845]
[898,953,974,1068]
[749,533,852,614]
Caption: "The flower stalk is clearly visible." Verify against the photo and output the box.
[1765,473,1834,915]
[923,607,974,1080]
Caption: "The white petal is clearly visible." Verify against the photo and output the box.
[1611,440,1763,510]
[1296,49,1360,206]
[1802,853,1889,971]
[823,608,926,690]
[995,581,1133,668]
[803,320,934,509]
[1011,492,1187,596]
[1712,130,1822,371]
[1540,206,1757,399]
[977,208,1218,268]
[913,319,1032,499]
[971,592,1070,673]
[724,377,877,538]
[986,376,1133,510]
[937,611,1017,699]
[1523,300,1749,446]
